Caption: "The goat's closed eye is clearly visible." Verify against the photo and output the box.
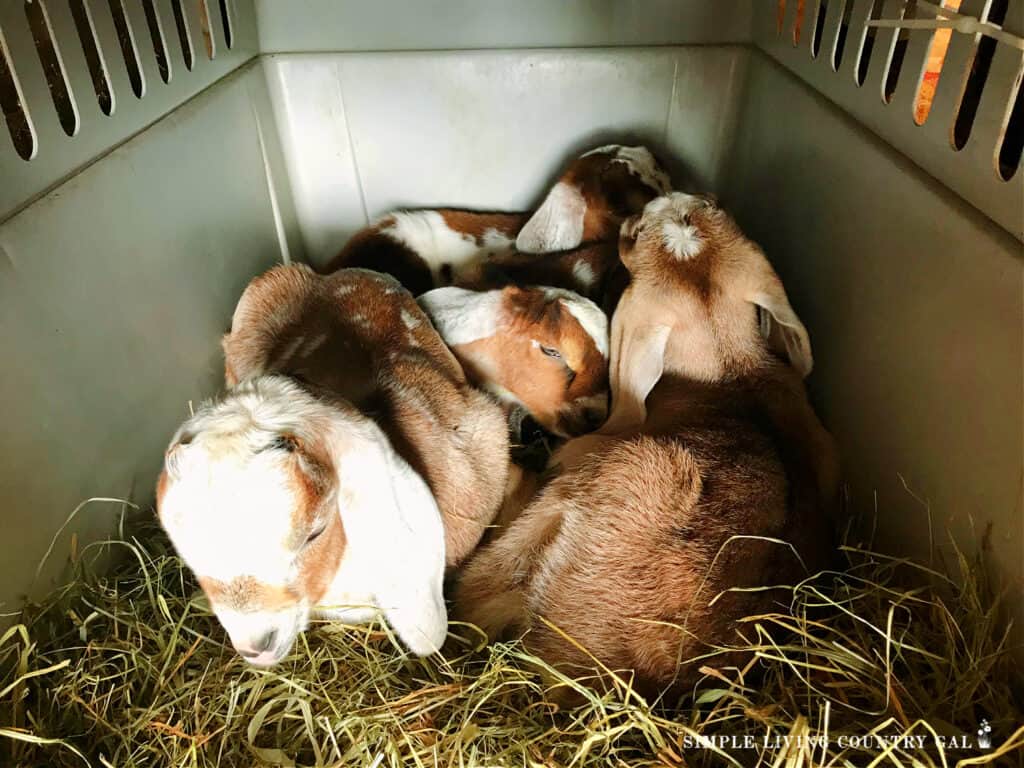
[268,435,298,453]
[305,525,326,545]
[540,345,562,359]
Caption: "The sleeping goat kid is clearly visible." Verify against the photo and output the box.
[417,285,609,438]
[325,144,671,300]
[455,193,838,696]
[157,266,510,666]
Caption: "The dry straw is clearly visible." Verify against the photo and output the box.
[1,500,1021,768]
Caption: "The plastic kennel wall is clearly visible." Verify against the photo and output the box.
[0,0,1021,656]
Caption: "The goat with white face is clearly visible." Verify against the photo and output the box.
[454,193,838,696]
[418,284,610,438]
[325,144,671,305]
[158,266,509,666]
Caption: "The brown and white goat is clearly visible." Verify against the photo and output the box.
[157,266,509,666]
[324,144,671,302]
[417,284,610,438]
[454,193,838,696]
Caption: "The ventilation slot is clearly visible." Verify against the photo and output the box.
[811,1,829,58]
[218,0,233,49]
[142,0,171,84]
[69,0,113,116]
[832,0,854,71]
[0,24,36,160]
[856,0,887,86]
[913,1,963,125]
[997,80,1023,180]
[25,1,79,138]
[170,0,194,71]
[793,0,807,45]
[198,0,216,60]
[108,0,144,98]
[953,0,1009,150]
[882,0,918,103]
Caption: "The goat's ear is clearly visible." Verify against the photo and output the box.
[516,182,587,253]
[601,306,672,433]
[333,419,447,656]
[749,279,813,378]
[418,287,501,347]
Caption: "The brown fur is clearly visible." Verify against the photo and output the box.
[439,210,528,243]
[278,439,348,603]
[222,265,510,568]
[454,195,838,697]
[323,216,437,296]
[323,210,523,292]
[198,576,299,613]
[454,241,620,305]
[565,151,663,243]
[445,285,609,437]
[324,146,666,310]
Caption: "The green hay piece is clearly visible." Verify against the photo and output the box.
[1,507,1021,768]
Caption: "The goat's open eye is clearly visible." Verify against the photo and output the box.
[540,346,562,359]
[305,525,326,546]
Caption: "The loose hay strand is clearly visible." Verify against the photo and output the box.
[1,515,1021,768]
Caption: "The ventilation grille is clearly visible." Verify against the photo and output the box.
[760,0,1024,239]
[0,0,254,222]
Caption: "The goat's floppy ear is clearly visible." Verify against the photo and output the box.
[749,279,813,378]
[333,419,447,656]
[516,182,587,253]
[601,304,672,433]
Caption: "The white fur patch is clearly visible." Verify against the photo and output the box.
[482,227,514,251]
[418,287,502,346]
[661,219,702,260]
[571,260,596,288]
[382,211,488,285]
[642,192,706,260]
[542,287,609,358]
[516,182,587,253]
[400,308,420,330]
[582,144,671,194]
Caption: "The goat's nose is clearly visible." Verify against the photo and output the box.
[254,629,278,653]
[238,630,278,658]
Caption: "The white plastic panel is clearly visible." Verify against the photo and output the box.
[754,0,1024,241]
[0,0,259,223]
[253,0,754,52]
[665,47,752,190]
[726,51,1023,651]
[265,47,750,268]
[263,56,366,264]
[0,61,296,611]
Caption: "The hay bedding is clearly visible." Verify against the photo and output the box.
[1,502,1021,768]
